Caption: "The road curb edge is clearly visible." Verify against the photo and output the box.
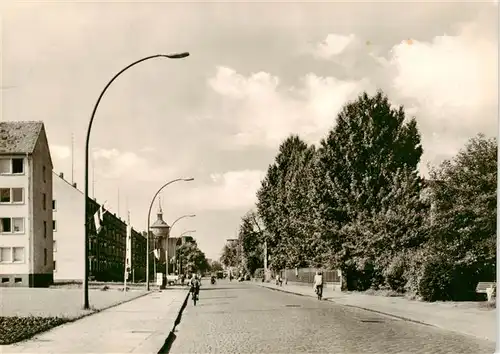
[158,290,190,353]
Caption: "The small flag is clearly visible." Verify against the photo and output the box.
[153,249,160,260]
[93,202,108,234]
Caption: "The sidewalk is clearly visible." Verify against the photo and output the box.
[2,289,189,353]
[254,281,496,342]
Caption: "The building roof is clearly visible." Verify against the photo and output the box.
[0,121,44,154]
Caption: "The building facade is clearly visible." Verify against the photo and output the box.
[52,172,150,283]
[0,121,53,287]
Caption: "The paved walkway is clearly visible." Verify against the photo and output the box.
[254,281,497,342]
[2,289,189,353]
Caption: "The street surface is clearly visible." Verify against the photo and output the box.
[169,279,495,354]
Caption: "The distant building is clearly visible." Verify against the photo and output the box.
[0,121,53,287]
[52,172,149,283]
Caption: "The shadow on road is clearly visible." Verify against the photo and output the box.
[158,332,176,353]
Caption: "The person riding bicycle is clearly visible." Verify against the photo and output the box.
[190,274,201,300]
[313,270,324,297]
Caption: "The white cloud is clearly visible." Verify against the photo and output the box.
[50,144,71,160]
[181,170,266,210]
[384,14,497,172]
[313,34,356,59]
[208,66,370,148]
[390,33,496,114]
[139,146,156,153]
[92,148,175,182]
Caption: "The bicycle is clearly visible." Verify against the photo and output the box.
[191,286,199,306]
[315,285,323,300]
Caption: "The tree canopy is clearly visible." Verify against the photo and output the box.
[233,90,496,301]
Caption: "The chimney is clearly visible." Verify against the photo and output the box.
[72,182,77,188]
[59,172,64,179]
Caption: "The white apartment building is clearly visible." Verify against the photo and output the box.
[0,121,53,287]
[52,172,85,282]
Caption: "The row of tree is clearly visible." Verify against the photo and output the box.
[174,239,211,274]
[221,90,497,302]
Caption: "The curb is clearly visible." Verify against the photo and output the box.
[256,284,436,328]
[158,290,191,354]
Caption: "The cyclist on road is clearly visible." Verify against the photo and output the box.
[313,270,324,298]
[190,274,201,300]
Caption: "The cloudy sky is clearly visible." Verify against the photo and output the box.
[1,0,497,260]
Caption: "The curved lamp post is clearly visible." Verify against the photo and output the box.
[146,178,194,290]
[178,229,196,238]
[170,214,196,232]
[83,52,190,309]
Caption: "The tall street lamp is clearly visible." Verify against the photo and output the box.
[83,52,190,309]
[146,178,194,290]
[167,214,196,275]
[178,229,197,238]
[170,214,196,231]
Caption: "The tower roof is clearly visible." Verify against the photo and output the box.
[151,196,170,230]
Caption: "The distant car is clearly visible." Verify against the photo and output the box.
[245,274,251,281]
[216,271,224,279]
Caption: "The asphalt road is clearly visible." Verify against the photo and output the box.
[168,279,495,354]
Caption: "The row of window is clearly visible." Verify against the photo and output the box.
[0,247,49,265]
[0,187,57,211]
[0,158,24,175]
[0,217,57,234]
[0,246,25,262]
[0,158,49,184]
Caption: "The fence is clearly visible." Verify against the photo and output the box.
[279,268,341,284]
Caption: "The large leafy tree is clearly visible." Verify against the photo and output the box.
[317,91,424,280]
[220,242,240,268]
[209,261,224,272]
[176,242,210,274]
[238,210,265,275]
[428,134,497,281]
[256,135,309,271]
[285,145,326,268]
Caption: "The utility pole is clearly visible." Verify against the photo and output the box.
[117,188,120,219]
[71,133,75,184]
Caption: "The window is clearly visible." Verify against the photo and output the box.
[13,247,24,262]
[53,260,56,272]
[1,218,11,233]
[12,158,24,174]
[12,188,23,203]
[52,220,57,232]
[0,247,11,262]
[0,188,24,204]
[0,188,10,202]
[53,240,57,252]
[0,218,23,234]
[44,221,47,238]
[2,278,9,283]
[12,218,23,233]
[44,248,47,266]
[0,159,24,174]
[52,200,56,211]
[14,278,22,283]
[0,159,10,174]
[43,193,46,210]
[43,166,46,183]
